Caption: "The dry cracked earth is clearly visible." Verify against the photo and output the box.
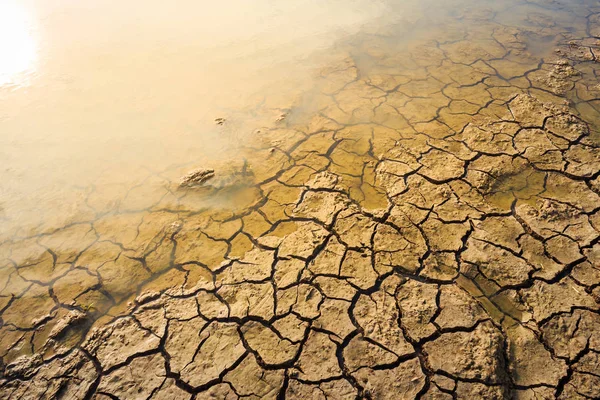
[3,0,600,399]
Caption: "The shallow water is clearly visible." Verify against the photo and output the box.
[2,0,600,396]
[0,0,404,235]
[0,1,578,232]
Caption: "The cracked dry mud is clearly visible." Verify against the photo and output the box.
[3,1,600,399]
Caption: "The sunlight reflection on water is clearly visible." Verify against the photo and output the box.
[0,1,36,87]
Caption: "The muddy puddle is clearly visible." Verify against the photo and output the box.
[2,0,600,398]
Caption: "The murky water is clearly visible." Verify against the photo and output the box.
[2,0,600,394]
[0,0,583,236]
[0,0,408,236]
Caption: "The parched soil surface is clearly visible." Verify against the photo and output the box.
[2,1,600,399]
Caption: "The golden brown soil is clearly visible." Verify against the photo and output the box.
[2,1,600,399]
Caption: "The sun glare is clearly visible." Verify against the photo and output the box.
[0,1,36,86]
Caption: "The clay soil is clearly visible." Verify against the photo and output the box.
[2,1,600,399]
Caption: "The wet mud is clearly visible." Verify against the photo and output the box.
[2,0,600,399]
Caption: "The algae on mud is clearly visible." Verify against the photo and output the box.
[2,0,600,399]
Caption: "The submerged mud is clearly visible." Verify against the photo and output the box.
[2,1,600,399]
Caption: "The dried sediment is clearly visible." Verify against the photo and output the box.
[2,1,600,399]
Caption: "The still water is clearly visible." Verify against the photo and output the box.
[0,0,586,237]
[0,0,408,237]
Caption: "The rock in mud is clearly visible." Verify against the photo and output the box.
[179,168,215,187]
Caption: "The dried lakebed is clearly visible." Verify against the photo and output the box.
[3,1,600,399]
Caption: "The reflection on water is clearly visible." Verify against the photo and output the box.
[0,1,36,87]
[0,0,399,238]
